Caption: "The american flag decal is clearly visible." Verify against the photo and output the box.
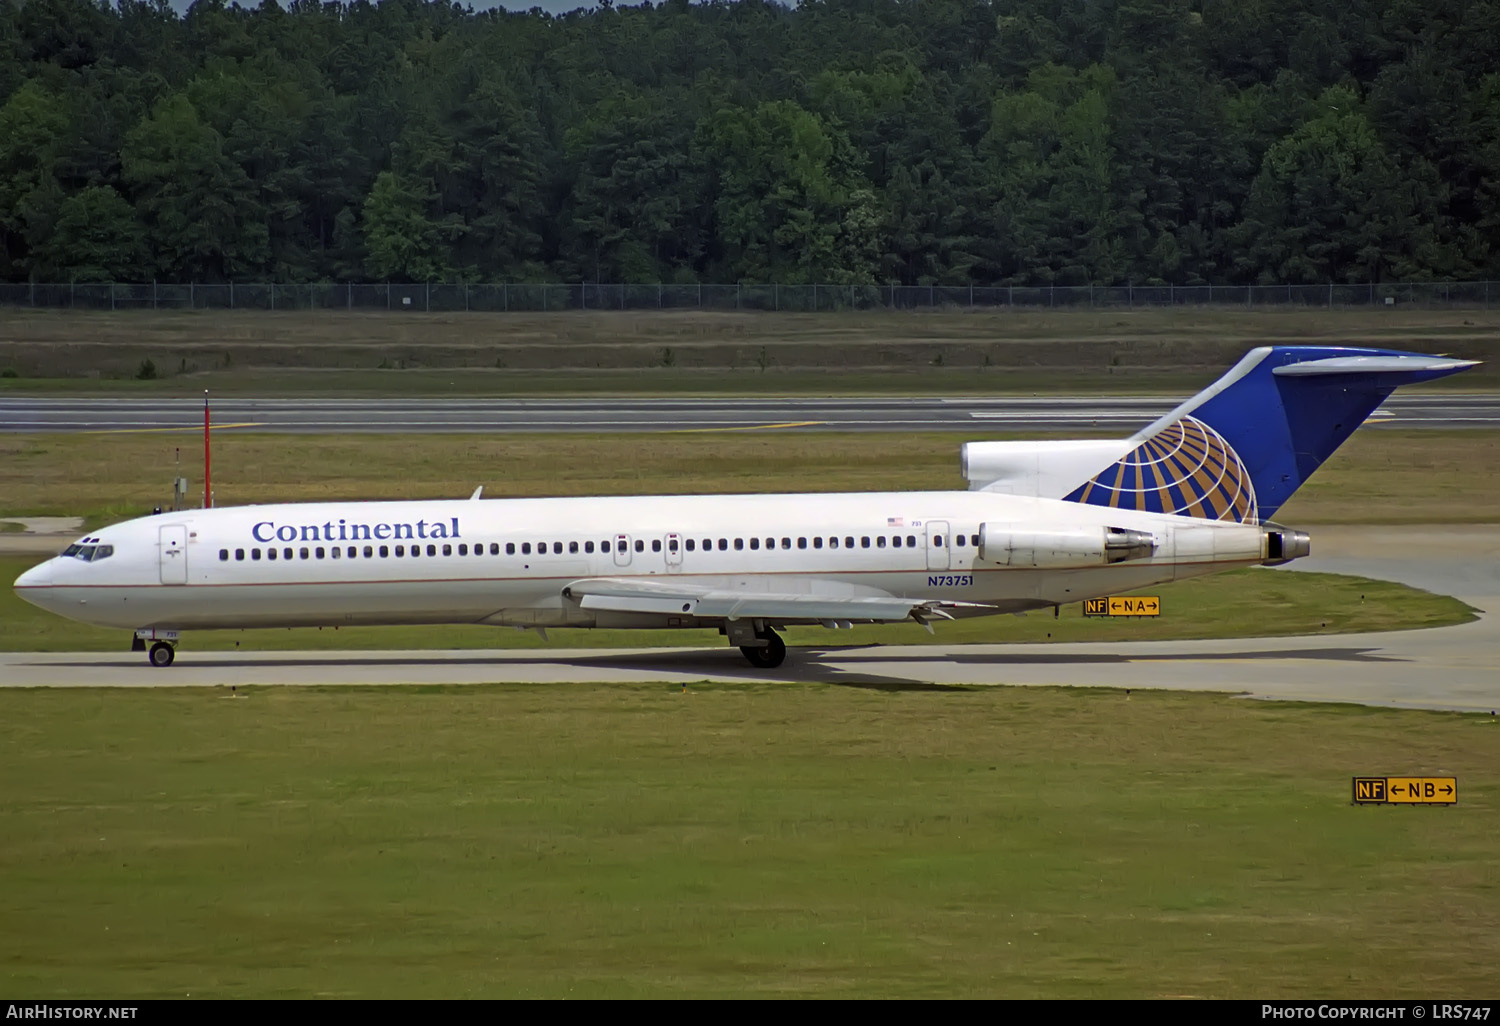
[887,516,903,526]
[1064,416,1258,524]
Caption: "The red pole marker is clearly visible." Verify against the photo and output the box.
[204,390,212,509]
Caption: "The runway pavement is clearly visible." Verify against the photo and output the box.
[4,393,1499,433]
[4,525,1497,712]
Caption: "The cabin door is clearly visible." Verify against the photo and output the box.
[664,533,683,573]
[159,525,188,585]
[614,534,631,567]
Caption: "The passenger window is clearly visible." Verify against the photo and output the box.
[504,543,514,555]
[829,537,838,549]
[908,535,917,547]
[219,549,228,561]
[458,544,467,556]
[298,547,308,559]
[971,534,979,546]
[702,539,711,550]
[652,539,662,553]
[601,540,611,553]
[718,539,728,551]
[684,539,694,552]
[252,549,261,560]
[812,537,822,549]
[364,545,374,558]
[877,536,886,548]
[235,549,245,561]
[734,538,743,550]
[410,547,419,558]
[332,546,341,559]
[798,538,807,549]
[395,545,404,556]
[634,540,644,553]
[585,541,595,554]
[570,541,579,554]
[934,536,943,547]
[766,538,774,550]
[443,544,452,556]
[861,537,870,548]
[846,536,855,548]
[283,548,292,560]
[955,535,965,547]
[315,547,325,559]
[522,543,531,555]
[553,542,562,555]
[347,547,356,558]
[267,548,278,561]
[892,537,902,548]
[427,544,437,556]
[750,538,760,550]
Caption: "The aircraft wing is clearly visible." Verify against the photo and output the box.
[563,577,988,626]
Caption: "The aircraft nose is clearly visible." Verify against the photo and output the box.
[14,559,53,591]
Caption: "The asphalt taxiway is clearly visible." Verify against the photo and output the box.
[4,393,1499,433]
[3,526,1497,712]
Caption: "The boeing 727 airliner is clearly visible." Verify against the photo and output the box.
[13,346,1477,668]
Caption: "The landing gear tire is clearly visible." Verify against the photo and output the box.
[740,628,786,669]
[148,641,175,668]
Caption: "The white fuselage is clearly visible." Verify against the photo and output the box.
[14,490,1274,634]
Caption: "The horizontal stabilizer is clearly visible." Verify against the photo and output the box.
[1271,355,1479,380]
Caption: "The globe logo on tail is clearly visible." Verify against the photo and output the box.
[1064,416,1258,524]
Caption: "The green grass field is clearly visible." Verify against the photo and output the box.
[5,429,1500,528]
[1,684,1494,997]
[3,307,1497,392]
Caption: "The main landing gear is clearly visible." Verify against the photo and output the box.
[148,642,175,667]
[739,627,786,669]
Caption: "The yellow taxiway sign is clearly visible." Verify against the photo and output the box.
[1352,776,1458,805]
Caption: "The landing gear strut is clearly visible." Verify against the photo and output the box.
[148,641,175,668]
[740,627,786,669]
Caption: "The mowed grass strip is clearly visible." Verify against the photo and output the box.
[0,553,1474,652]
[4,307,1497,392]
[0,684,1494,998]
[3,429,1500,526]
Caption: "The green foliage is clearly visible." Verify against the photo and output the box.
[135,357,156,380]
[0,1,1498,285]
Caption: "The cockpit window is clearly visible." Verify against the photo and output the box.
[61,543,113,562]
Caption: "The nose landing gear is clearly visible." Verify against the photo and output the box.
[134,630,180,668]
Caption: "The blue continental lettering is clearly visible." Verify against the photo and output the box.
[249,518,463,544]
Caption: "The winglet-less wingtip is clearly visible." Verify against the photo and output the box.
[470,486,483,500]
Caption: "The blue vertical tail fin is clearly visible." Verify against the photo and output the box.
[1063,346,1478,523]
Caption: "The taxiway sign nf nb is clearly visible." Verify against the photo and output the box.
[1352,776,1458,805]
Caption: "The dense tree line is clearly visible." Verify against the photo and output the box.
[2,0,1498,286]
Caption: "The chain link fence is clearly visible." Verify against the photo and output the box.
[1,280,1495,312]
